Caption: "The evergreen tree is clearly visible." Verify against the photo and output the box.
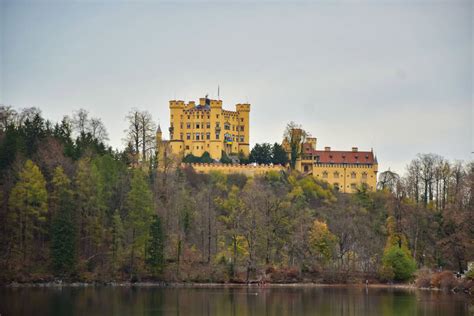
[146,215,165,276]
[8,160,48,265]
[111,209,125,276]
[249,143,272,164]
[74,158,106,269]
[380,216,416,281]
[50,166,76,277]
[126,169,154,279]
[271,143,288,165]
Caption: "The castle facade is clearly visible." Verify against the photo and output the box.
[295,138,378,193]
[159,95,378,192]
[167,97,250,160]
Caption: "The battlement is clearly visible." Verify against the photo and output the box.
[182,163,285,176]
[169,100,185,109]
[236,103,250,112]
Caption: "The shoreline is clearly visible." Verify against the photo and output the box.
[1,281,418,290]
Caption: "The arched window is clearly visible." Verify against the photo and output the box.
[322,171,328,179]
[351,172,356,179]
[333,171,340,178]
[362,172,368,179]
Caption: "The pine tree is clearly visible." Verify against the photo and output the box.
[126,169,154,279]
[50,166,76,277]
[74,158,106,267]
[146,215,165,276]
[8,160,48,266]
[111,209,125,276]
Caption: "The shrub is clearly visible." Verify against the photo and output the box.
[182,152,214,163]
[381,246,416,281]
[465,268,474,280]
[415,268,432,288]
[220,151,232,164]
[431,271,457,291]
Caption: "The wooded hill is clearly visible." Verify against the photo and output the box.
[0,106,472,284]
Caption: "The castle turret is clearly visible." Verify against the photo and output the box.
[156,124,162,142]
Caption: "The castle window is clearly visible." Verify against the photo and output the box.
[186,123,190,129]
[241,118,244,122]
[240,136,244,142]
[206,132,210,140]
[240,126,244,131]
[351,172,356,179]
[180,133,183,140]
[206,122,210,129]
[333,171,339,178]
[196,123,200,129]
[196,133,200,140]
[216,114,219,118]
[187,115,190,119]
[186,133,191,140]
[215,133,220,139]
[322,171,328,179]
[186,145,189,150]
[362,172,368,179]
[224,122,230,130]
[207,115,210,119]
[180,123,183,129]
[216,122,220,128]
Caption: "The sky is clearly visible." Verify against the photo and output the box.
[1,0,472,174]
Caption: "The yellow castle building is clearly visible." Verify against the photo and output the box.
[286,134,378,193]
[167,96,250,160]
[158,95,378,192]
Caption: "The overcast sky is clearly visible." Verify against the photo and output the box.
[1,0,472,173]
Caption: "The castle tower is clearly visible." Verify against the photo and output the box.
[167,96,251,161]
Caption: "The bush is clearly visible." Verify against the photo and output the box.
[220,151,232,164]
[431,271,457,291]
[465,268,474,280]
[182,152,214,163]
[415,268,432,288]
[381,246,416,281]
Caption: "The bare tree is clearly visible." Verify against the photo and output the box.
[72,109,89,135]
[89,118,109,142]
[283,122,308,169]
[377,170,400,193]
[124,109,156,163]
[0,105,17,131]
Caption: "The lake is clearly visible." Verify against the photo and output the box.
[0,285,471,315]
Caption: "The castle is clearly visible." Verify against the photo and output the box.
[157,96,378,192]
[293,138,378,193]
[166,97,250,160]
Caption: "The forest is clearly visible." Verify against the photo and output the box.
[0,105,472,287]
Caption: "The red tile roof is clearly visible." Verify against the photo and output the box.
[302,143,376,164]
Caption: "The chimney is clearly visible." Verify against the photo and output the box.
[352,147,358,152]
[324,146,331,151]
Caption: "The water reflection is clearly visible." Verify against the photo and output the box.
[0,286,470,316]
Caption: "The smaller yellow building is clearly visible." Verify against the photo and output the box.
[283,132,378,192]
[298,139,378,192]
[167,97,250,160]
